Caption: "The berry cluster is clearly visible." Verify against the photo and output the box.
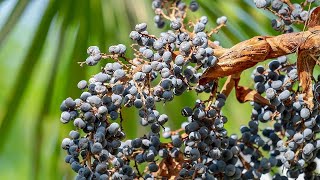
[151,0,199,28]
[59,0,320,179]
[238,57,320,179]
[254,0,315,33]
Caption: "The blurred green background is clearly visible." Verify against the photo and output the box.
[0,0,316,179]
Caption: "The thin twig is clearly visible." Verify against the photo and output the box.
[119,108,124,131]
[208,23,226,37]
[134,160,142,178]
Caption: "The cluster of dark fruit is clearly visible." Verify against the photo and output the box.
[151,0,199,28]
[254,0,315,33]
[237,56,320,179]
[59,0,320,179]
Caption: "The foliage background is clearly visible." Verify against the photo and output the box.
[0,0,317,179]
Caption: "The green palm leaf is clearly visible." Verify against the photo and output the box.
[0,0,29,46]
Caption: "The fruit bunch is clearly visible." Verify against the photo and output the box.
[254,0,316,32]
[59,0,320,179]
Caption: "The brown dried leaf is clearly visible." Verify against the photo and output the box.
[200,25,320,85]
[308,7,320,28]
[297,51,316,109]
[234,83,270,106]
[154,155,184,179]
[221,73,241,98]
[219,72,270,105]
[199,36,270,85]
